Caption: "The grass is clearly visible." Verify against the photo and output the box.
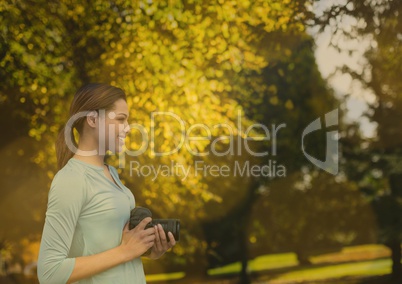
[310,244,391,264]
[146,244,392,283]
[208,253,299,276]
[268,258,391,283]
[145,272,185,282]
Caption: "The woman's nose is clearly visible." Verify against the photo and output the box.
[124,123,131,133]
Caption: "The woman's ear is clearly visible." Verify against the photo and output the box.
[86,111,98,128]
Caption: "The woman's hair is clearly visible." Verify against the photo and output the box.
[55,83,127,170]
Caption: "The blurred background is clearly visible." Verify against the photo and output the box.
[1,0,402,283]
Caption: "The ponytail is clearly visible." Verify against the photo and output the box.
[55,83,127,171]
[55,125,77,170]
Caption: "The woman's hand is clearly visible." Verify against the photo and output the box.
[119,217,156,261]
[147,224,176,259]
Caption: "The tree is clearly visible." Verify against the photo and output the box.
[316,0,402,279]
[237,30,341,261]
[1,0,317,277]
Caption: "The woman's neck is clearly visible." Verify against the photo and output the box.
[74,137,105,167]
[73,154,105,167]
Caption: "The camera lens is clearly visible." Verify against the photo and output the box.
[130,207,180,242]
[153,219,180,241]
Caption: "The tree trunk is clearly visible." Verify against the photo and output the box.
[388,173,402,280]
[388,240,402,280]
[182,249,208,281]
[239,228,250,284]
[296,250,312,266]
[238,179,260,284]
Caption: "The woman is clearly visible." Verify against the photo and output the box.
[37,83,175,283]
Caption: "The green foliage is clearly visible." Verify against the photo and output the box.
[1,0,364,274]
[318,0,402,277]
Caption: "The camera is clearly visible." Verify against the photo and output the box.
[129,207,180,242]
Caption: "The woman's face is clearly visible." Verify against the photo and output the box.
[102,99,130,153]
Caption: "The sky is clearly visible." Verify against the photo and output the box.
[309,0,377,137]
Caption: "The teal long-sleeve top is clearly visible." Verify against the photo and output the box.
[37,158,146,284]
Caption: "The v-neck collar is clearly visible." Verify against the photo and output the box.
[70,157,104,171]
[104,165,124,191]
[70,158,124,191]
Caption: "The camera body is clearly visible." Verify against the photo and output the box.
[129,207,180,242]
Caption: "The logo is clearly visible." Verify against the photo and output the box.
[301,109,339,175]
[63,108,339,178]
